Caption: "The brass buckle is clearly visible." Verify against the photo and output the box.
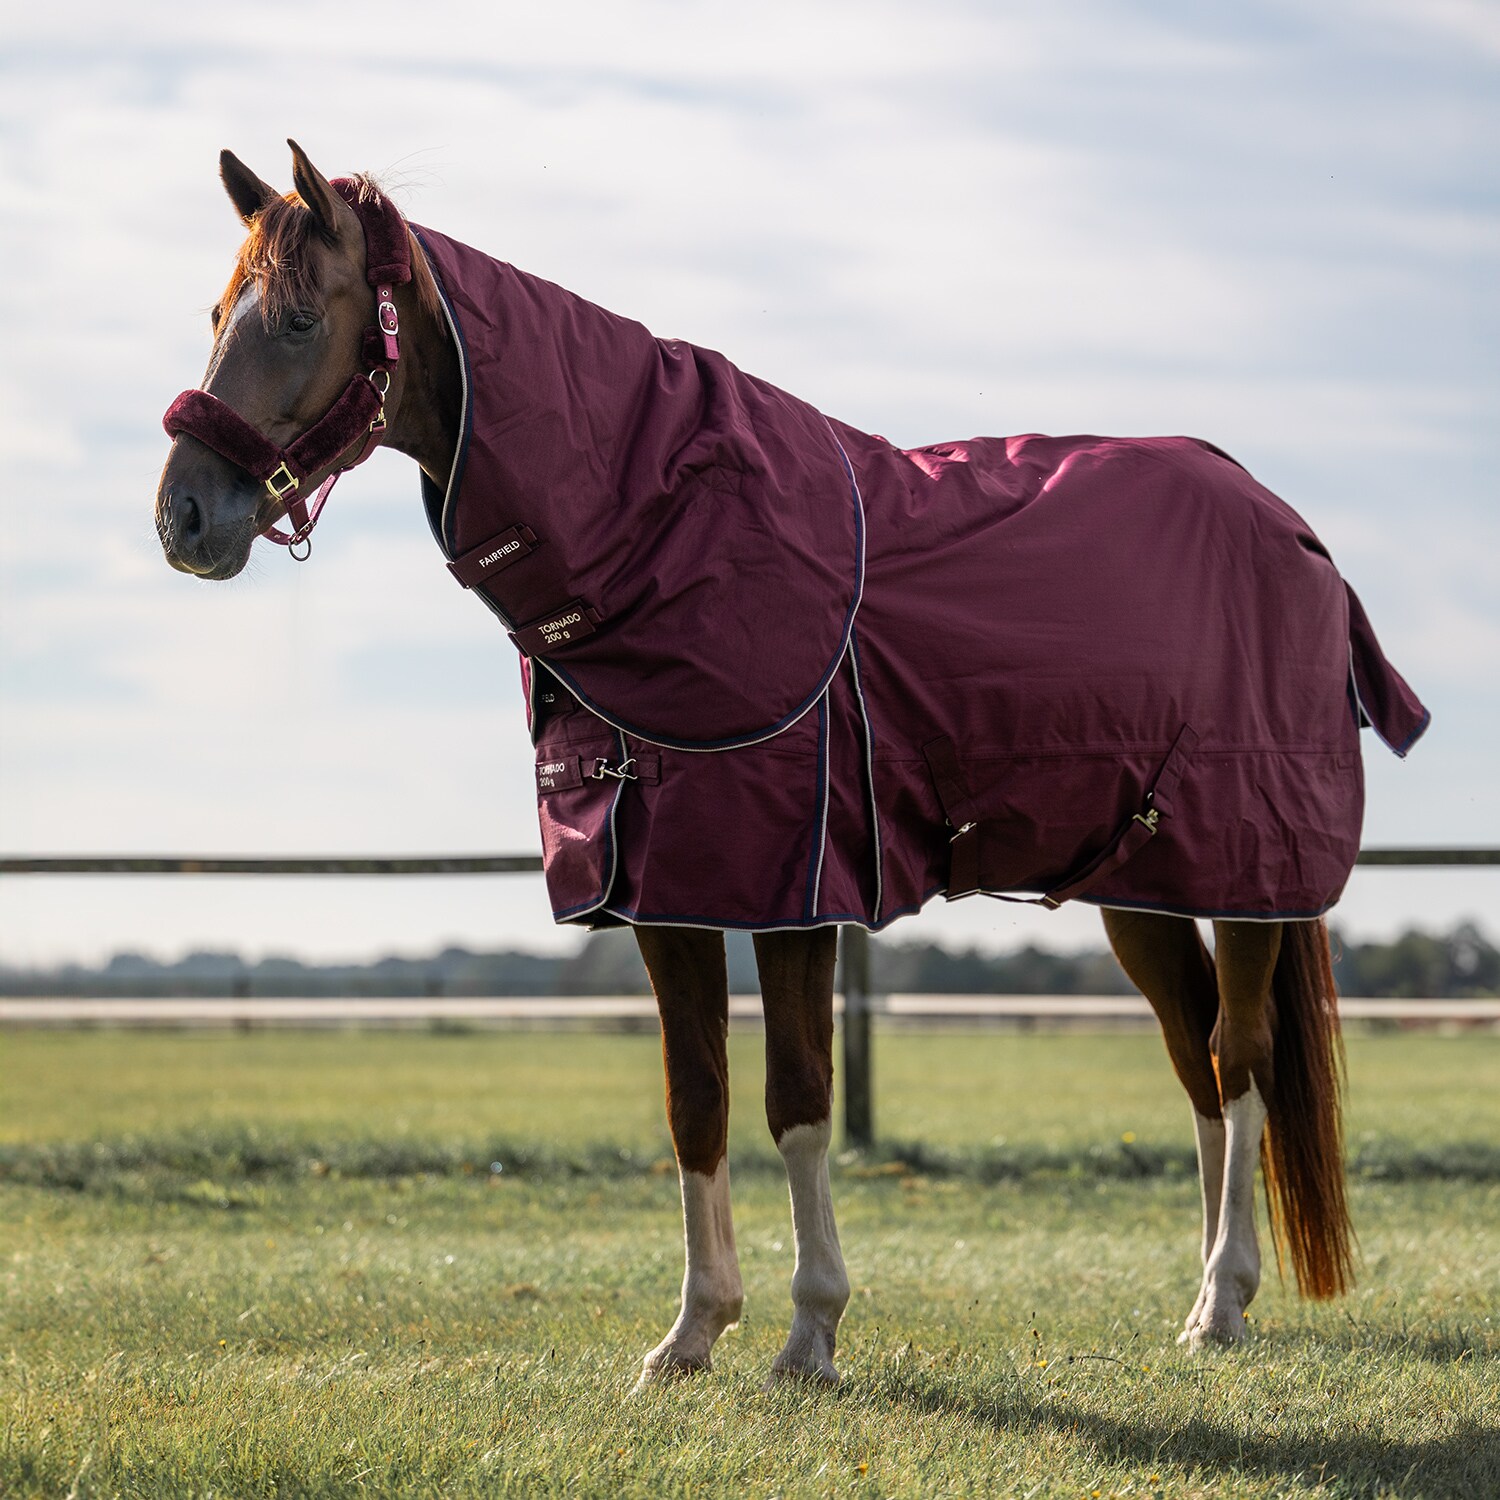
[266,463,300,500]
[1133,808,1161,832]
[368,369,391,432]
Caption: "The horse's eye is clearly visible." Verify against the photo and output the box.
[287,312,318,334]
[210,303,223,331]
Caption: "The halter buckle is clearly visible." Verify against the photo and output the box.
[266,463,300,500]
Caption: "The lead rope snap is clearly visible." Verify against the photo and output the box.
[591,757,637,781]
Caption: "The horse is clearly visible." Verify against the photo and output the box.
[155,142,1427,1386]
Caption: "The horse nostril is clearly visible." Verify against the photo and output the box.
[168,491,204,546]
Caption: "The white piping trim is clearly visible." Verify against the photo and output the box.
[845,638,884,925]
[809,692,831,916]
[546,418,871,757]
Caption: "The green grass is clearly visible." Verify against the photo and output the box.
[2,1028,1497,1497]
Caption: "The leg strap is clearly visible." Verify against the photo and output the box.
[922,723,1199,908]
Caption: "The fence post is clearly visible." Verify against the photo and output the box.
[839,926,873,1147]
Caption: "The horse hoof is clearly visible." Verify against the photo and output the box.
[634,1345,712,1392]
[763,1360,840,1392]
[1186,1314,1250,1352]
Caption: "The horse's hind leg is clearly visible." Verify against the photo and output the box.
[1192,919,1284,1348]
[1102,909,1226,1341]
[634,926,744,1388]
[755,927,850,1385]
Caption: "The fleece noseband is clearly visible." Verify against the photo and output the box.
[161,179,411,558]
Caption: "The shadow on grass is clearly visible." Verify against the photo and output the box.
[1267,1319,1492,1366]
[7,1133,1499,1198]
[882,1368,1498,1499]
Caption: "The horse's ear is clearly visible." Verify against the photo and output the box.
[287,139,348,245]
[219,151,278,226]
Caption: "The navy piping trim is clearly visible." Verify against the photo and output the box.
[803,694,830,921]
[535,421,868,753]
[411,231,476,560]
[584,899,932,934]
[1070,892,1337,922]
[571,881,1340,931]
[1392,706,1431,759]
[415,232,526,635]
[1346,640,1431,761]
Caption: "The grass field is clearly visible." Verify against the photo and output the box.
[2,1026,1497,1498]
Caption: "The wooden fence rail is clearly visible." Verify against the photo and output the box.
[3,847,1494,1146]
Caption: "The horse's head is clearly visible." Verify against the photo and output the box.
[155,141,412,579]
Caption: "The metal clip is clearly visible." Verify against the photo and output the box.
[590,757,637,781]
[1133,807,1160,832]
[950,820,977,843]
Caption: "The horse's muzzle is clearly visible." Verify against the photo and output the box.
[155,441,261,579]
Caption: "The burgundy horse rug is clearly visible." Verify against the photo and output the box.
[411,226,1428,932]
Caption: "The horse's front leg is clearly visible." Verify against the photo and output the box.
[755,927,850,1385]
[634,925,744,1388]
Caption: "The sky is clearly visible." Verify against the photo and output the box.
[1,0,1496,966]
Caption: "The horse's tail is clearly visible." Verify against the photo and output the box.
[1261,917,1355,1299]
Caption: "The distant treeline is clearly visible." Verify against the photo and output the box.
[2,922,1494,999]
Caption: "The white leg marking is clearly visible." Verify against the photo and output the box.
[636,1160,742,1388]
[769,1119,850,1385]
[1190,1079,1266,1350]
[1179,1108,1226,1342]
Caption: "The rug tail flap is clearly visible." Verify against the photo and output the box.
[1345,582,1430,757]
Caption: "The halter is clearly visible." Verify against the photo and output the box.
[161,179,411,559]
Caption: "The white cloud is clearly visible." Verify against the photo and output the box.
[2,1,1495,962]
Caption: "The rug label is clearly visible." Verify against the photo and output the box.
[535,756,583,793]
[514,600,598,656]
[447,525,537,588]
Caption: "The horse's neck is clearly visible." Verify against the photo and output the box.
[384,284,462,491]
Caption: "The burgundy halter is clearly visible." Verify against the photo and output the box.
[162,179,411,559]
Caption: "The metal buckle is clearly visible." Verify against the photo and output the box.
[1133,808,1161,832]
[950,820,977,843]
[378,300,400,336]
[590,757,637,781]
[368,368,390,432]
[266,463,300,500]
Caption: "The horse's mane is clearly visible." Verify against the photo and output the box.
[219,173,444,331]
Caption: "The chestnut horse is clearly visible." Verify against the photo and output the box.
[157,143,1359,1385]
